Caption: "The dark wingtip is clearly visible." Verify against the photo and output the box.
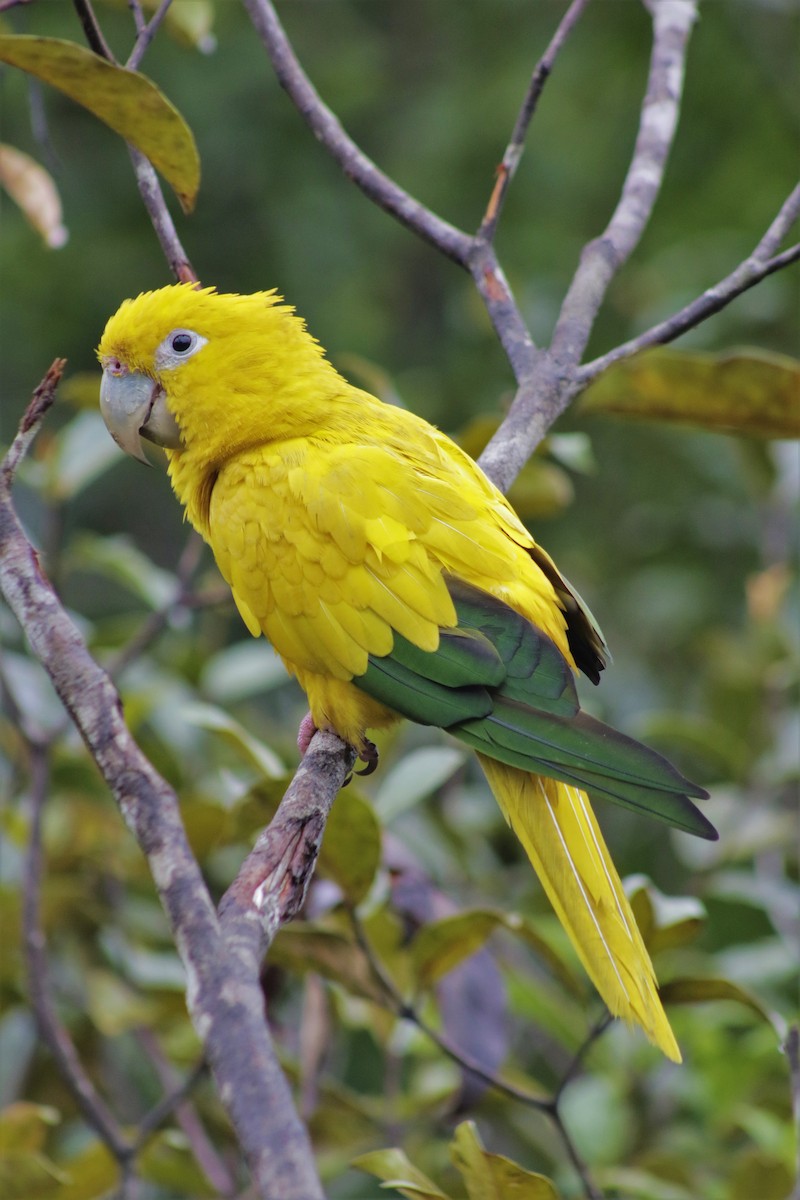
[693,806,719,841]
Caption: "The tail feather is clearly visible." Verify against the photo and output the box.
[478,754,681,1061]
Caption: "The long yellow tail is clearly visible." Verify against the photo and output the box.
[478,755,680,1061]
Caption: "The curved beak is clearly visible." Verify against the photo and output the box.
[99,363,182,465]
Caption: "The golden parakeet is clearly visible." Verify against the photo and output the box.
[98,284,716,1061]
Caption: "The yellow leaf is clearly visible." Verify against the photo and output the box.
[0,36,199,212]
[451,1121,561,1200]
[580,347,800,439]
[410,911,502,990]
[352,1148,451,1199]
[317,788,381,905]
[271,925,388,1004]
[659,977,782,1033]
[0,144,67,247]
[101,0,217,53]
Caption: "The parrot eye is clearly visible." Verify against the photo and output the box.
[154,328,208,370]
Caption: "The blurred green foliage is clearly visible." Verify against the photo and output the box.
[1,1,798,1198]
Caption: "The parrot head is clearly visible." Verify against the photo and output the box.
[97,283,338,465]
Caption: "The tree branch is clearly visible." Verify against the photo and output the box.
[1,378,325,1200]
[128,147,196,282]
[219,730,356,962]
[126,0,174,70]
[240,0,472,267]
[348,909,607,1200]
[133,1032,234,1196]
[68,0,196,281]
[21,732,133,1164]
[476,0,698,492]
[478,0,593,243]
[71,0,116,62]
[551,0,697,364]
[579,184,800,382]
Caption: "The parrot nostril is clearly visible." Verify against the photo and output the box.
[104,357,127,377]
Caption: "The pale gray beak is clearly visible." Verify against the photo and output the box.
[99,364,182,465]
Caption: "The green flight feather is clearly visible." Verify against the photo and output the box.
[355,575,716,841]
[359,646,493,727]
[454,701,716,839]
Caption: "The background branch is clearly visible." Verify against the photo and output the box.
[478,0,592,243]
[241,0,472,267]
[579,184,800,381]
[22,730,133,1164]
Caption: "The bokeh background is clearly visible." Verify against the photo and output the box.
[1,2,798,1198]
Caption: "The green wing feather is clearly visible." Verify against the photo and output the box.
[356,576,717,841]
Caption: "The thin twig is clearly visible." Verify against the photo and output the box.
[579,183,800,382]
[550,0,698,366]
[128,0,147,35]
[69,0,196,282]
[478,0,592,243]
[128,147,197,282]
[71,0,117,62]
[240,0,472,267]
[348,910,551,1112]
[348,909,606,1200]
[477,0,699,492]
[2,360,65,483]
[133,1032,235,1197]
[126,0,175,71]
[552,1012,613,1105]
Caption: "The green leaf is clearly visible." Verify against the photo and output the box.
[580,347,800,438]
[47,412,122,499]
[271,925,387,1004]
[199,638,287,702]
[595,1167,698,1200]
[409,908,583,997]
[180,702,284,778]
[375,746,466,823]
[503,912,586,998]
[410,910,503,991]
[0,1103,60,1155]
[352,1148,451,1199]
[85,969,159,1036]
[318,789,381,905]
[659,977,782,1032]
[72,533,176,609]
[450,1121,561,1200]
[626,875,707,954]
[139,1130,218,1197]
[0,1104,65,1200]
[52,1141,120,1200]
[0,36,199,212]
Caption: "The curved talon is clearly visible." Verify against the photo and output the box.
[355,738,379,777]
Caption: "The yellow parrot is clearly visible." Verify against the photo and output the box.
[98,284,716,1061]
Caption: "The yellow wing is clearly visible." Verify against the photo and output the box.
[207,421,571,683]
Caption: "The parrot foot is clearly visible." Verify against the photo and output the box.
[355,738,379,777]
[297,712,318,756]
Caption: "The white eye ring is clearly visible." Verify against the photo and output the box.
[154,328,207,370]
